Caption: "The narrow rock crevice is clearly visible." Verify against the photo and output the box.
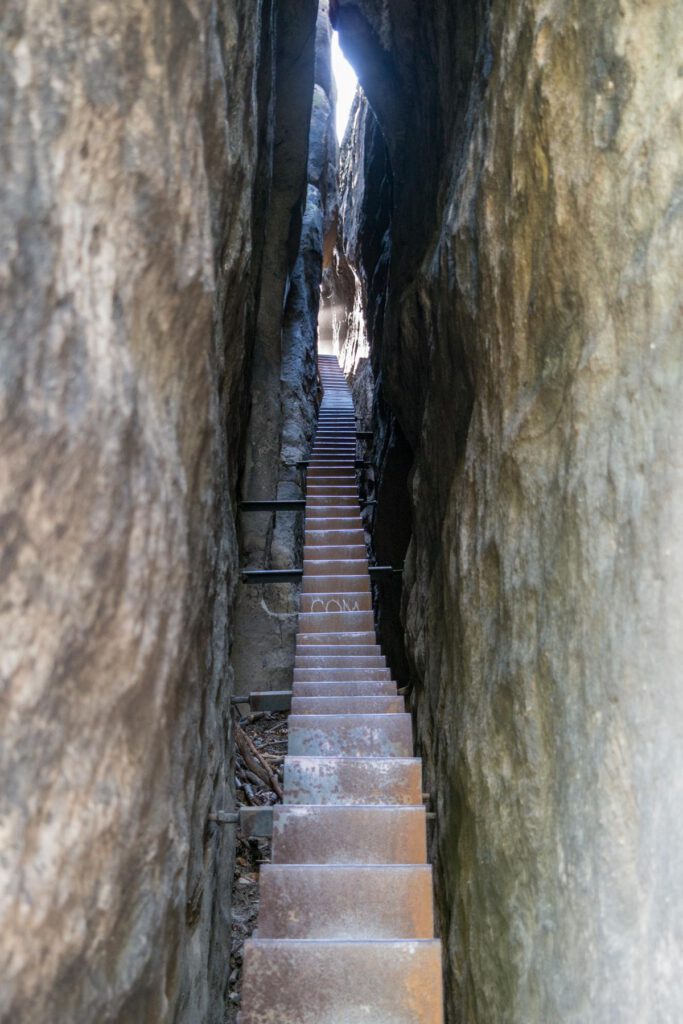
[2,2,682,1022]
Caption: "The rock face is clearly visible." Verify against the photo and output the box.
[232,1,338,696]
[333,1,683,1021]
[0,2,319,1021]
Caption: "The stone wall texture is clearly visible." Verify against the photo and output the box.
[0,2,319,1020]
[231,0,337,697]
[333,1,683,1021]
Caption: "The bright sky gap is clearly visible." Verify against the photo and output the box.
[331,31,358,142]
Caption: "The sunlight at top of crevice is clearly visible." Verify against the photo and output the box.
[331,31,358,143]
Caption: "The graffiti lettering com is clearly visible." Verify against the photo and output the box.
[308,598,361,613]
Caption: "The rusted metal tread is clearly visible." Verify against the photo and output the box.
[294,652,386,666]
[290,696,403,715]
[304,518,364,531]
[308,440,355,446]
[305,496,360,506]
[302,574,370,593]
[271,805,427,863]
[295,663,388,676]
[301,559,369,575]
[306,483,358,490]
[303,507,362,516]
[288,713,413,757]
[305,529,366,544]
[293,667,391,680]
[240,939,443,1024]
[297,614,376,634]
[305,499,359,506]
[303,545,367,561]
[291,680,397,698]
[296,631,377,646]
[297,609,375,633]
[283,756,422,805]
[295,642,380,656]
[302,561,369,573]
[305,483,358,491]
[303,520,362,528]
[258,864,435,939]
[305,480,357,488]
[311,444,358,452]
[300,592,372,612]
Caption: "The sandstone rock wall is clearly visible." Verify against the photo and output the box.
[0,2,319,1020]
[231,1,337,695]
[333,1,683,1021]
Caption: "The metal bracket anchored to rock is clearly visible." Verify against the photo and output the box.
[231,690,293,712]
[208,808,274,837]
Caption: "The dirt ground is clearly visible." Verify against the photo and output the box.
[225,710,288,1022]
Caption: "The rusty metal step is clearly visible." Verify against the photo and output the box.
[311,446,356,452]
[283,755,422,804]
[282,753,421,806]
[302,559,368,575]
[306,468,357,476]
[313,436,357,442]
[305,505,362,516]
[291,680,396,697]
[287,713,413,756]
[296,631,377,646]
[257,864,435,938]
[305,496,360,507]
[240,939,443,1024]
[294,652,385,667]
[305,517,363,530]
[305,529,365,544]
[306,488,359,496]
[306,483,359,492]
[294,642,381,656]
[302,574,370,593]
[297,610,375,633]
[303,548,368,565]
[305,477,357,486]
[293,666,390,680]
[300,591,372,612]
[290,695,403,715]
[271,805,427,863]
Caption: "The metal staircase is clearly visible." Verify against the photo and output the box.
[239,354,444,1023]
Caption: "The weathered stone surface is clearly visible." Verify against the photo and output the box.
[334,1,683,1021]
[0,2,318,1021]
[232,0,338,696]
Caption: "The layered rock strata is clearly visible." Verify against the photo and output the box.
[332,1,683,1021]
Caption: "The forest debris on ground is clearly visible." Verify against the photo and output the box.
[226,710,287,1022]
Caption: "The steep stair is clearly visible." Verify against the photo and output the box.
[239,354,444,1024]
